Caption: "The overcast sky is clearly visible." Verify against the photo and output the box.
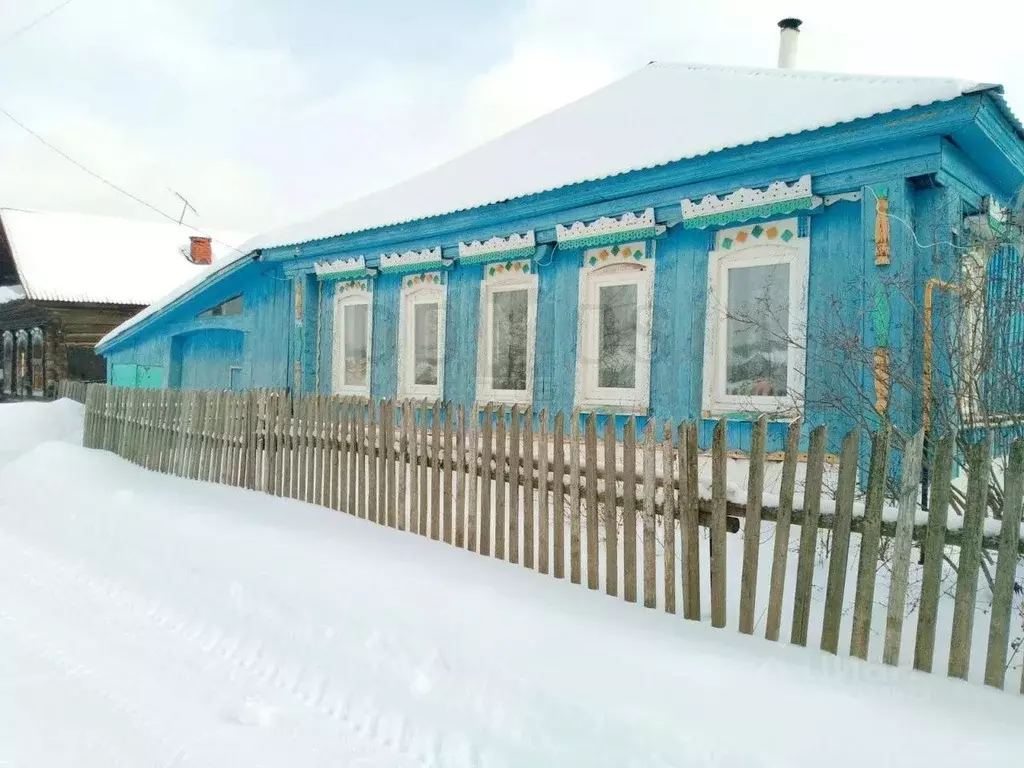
[0,0,1021,241]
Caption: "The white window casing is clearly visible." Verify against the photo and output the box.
[477,261,537,405]
[332,282,374,397]
[398,273,447,400]
[702,218,809,417]
[575,242,655,413]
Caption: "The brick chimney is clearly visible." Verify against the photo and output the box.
[188,236,213,265]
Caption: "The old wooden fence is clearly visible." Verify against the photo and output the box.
[79,383,1024,693]
[57,380,89,404]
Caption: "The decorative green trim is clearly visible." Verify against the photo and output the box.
[378,259,453,276]
[317,268,374,281]
[558,227,660,250]
[683,196,818,229]
[458,246,537,265]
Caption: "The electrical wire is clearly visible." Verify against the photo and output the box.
[0,106,243,254]
[0,0,76,48]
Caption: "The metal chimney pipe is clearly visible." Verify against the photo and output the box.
[777,18,802,69]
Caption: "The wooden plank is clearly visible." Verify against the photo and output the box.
[948,436,992,680]
[454,404,466,547]
[642,420,657,609]
[585,413,599,590]
[419,401,430,536]
[739,415,768,634]
[622,417,637,603]
[820,428,861,655]
[494,405,507,557]
[380,400,391,524]
[710,419,727,628]
[222,393,235,485]
[849,423,893,658]
[370,403,382,524]
[317,399,329,507]
[467,405,480,553]
[322,397,333,508]
[604,417,617,597]
[791,425,827,646]
[765,419,801,641]
[882,428,925,666]
[430,400,441,539]
[379,400,390,524]
[568,410,581,584]
[408,402,419,533]
[346,401,358,515]
[356,403,367,519]
[243,391,257,490]
[307,397,318,503]
[552,411,565,579]
[662,424,676,614]
[188,392,207,481]
[917,434,954,671]
[397,402,410,530]
[523,408,535,569]
[330,397,340,507]
[284,395,295,497]
[287,397,299,499]
[680,422,700,620]
[262,393,276,493]
[443,402,454,543]
[479,404,493,556]
[538,410,549,573]
[508,404,520,564]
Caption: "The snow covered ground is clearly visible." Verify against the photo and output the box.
[1,401,1022,767]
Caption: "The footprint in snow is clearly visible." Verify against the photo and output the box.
[223,697,278,728]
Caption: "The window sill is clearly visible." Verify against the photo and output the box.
[702,402,801,422]
[574,400,650,417]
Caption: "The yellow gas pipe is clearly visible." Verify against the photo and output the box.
[922,277,962,434]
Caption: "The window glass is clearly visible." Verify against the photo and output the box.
[491,289,529,391]
[725,264,790,396]
[198,294,243,318]
[597,283,638,388]
[343,303,368,386]
[414,302,439,386]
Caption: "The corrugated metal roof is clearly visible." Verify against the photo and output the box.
[0,209,247,305]
[244,62,992,251]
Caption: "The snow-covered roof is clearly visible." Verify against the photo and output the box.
[246,63,994,251]
[0,208,247,305]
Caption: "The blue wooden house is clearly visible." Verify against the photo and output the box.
[96,54,1024,452]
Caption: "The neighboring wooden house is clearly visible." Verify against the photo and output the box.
[0,208,243,397]
[95,24,1024,450]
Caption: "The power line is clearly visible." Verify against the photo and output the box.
[0,104,242,253]
[0,0,77,48]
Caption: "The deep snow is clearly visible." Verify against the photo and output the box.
[0,401,1022,767]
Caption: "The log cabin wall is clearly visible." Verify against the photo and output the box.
[0,300,141,397]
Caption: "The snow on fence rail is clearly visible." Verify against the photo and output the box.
[78,383,1024,692]
[56,379,88,403]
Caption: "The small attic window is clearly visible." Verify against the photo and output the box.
[198,294,243,319]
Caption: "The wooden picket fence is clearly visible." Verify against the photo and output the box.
[56,379,89,404]
[79,383,1024,692]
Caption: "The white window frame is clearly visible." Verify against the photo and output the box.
[398,277,446,400]
[702,218,809,416]
[332,284,374,397]
[575,246,655,413]
[477,266,537,405]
